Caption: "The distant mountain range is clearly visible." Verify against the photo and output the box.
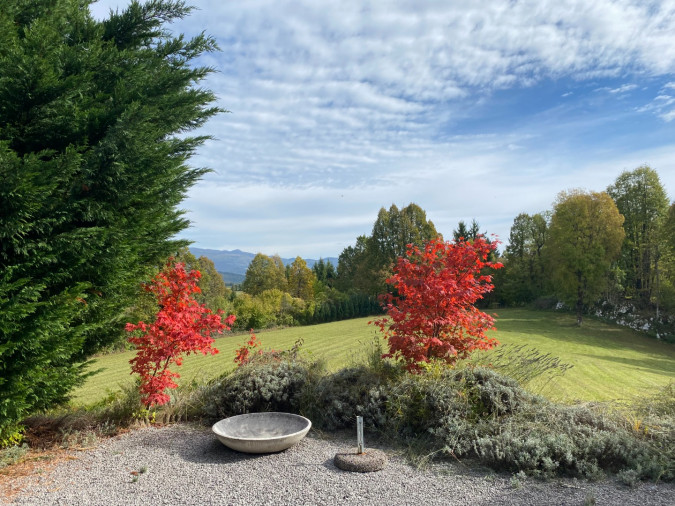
[189,247,339,285]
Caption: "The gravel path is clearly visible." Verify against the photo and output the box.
[8,424,675,505]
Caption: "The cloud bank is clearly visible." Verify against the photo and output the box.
[90,0,675,257]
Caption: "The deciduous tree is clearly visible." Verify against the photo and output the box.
[176,248,231,311]
[607,166,669,306]
[337,203,438,295]
[372,236,502,372]
[287,256,315,301]
[126,260,234,407]
[547,190,625,325]
[242,253,288,295]
[502,213,550,305]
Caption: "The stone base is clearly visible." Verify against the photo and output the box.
[333,449,387,473]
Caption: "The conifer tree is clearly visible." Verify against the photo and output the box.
[0,0,221,437]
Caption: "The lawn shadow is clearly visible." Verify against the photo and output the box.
[576,353,675,375]
[496,309,674,356]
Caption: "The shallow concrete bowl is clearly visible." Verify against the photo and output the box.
[212,412,312,453]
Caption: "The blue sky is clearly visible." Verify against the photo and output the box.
[90,0,675,259]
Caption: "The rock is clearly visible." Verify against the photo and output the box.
[333,449,387,473]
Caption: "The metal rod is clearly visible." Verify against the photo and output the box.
[357,416,364,454]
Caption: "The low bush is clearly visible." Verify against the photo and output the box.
[304,365,391,430]
[0,443,28,469]
[202,357,323,420]
[470,404,657,479]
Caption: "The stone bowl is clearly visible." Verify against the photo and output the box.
[212,412,312,454]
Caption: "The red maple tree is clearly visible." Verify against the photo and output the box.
[126,259,235,407]
[372,236,503,372]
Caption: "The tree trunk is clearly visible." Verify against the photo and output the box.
[576,281,584,326]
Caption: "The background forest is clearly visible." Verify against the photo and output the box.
[182,166,675,342]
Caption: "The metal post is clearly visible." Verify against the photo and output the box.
[356,416,364,454]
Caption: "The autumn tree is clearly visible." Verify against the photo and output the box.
[607,166,669,307]
[127,260,234,407]
[287,256,315,301]
[241,253,288,295]
[0,0,220,437]
[176,248,232,311]
[372,236,502,372]
[547,190,625,325]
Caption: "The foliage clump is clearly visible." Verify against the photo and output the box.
[305,366,392,431]
[203,344,322,419]
[126,260,235,407]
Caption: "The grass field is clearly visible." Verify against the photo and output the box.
[72,308,675,406]
[72,318,383,405]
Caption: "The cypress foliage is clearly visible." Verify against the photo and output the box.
[0,0,221,438]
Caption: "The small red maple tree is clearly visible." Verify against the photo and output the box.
[234,330,263,366]
[126,259,236,407]
[371,236,503,372]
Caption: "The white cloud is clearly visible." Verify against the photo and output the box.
[637,92,675,121]
[608,84,639,94]
[87,0,675,256]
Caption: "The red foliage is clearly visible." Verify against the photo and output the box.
[126,259,236,407]
[234,330,264,366]
[371,236,503,372]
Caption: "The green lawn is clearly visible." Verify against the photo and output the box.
[72,318,383,405]
[483,308,675,403]
[72,308,675,406]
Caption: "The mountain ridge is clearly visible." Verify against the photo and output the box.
[189,247,339,276]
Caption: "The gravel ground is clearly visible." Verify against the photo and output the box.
[8,424,675,506]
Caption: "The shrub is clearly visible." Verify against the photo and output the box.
[202,358,322,420]
[0,443,28,469]
[372,237,502,372]
[471,403,658,480]
[305,366,392,431]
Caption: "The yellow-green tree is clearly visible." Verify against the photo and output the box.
[287,256,315,301]
[241,253,287,295]
[547,190,625,326]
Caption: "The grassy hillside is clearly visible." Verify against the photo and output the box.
[481,308,674,403]
[73,318,381,405]
[72,308,675,406]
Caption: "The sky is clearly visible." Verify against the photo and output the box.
[90,0,675,259]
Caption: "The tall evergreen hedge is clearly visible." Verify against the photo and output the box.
[0,0,221,439]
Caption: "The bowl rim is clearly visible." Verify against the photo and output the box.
[211,412,312,441]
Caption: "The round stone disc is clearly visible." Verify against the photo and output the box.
[333,449,387,473]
